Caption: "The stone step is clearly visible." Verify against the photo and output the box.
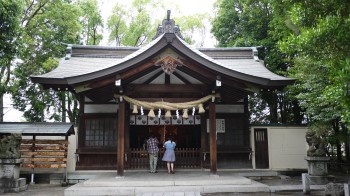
[64,182,269,196]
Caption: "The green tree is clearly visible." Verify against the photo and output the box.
[211,0,303,124]
[107,3,128,46]
[279,0,350,161]
[78,0,104,45]
[0,0,23,122]
[11,0,82,123]
[175,13,210,47]
[107,0,159,47]
[107,0,208,47]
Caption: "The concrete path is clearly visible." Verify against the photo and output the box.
[63,171,324,196]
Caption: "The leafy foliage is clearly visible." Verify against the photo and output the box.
[107,0,209,47]
[78,0,104,45]
[0,0,24,121]
[276,0,350,160]
[279,2,350,124]
[107,0,159,46]
[212,0,303,124]
[10,0,83,123]
[175,14,210,47]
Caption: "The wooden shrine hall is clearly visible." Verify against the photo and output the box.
[31,13,294,176]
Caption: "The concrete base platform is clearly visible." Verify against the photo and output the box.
[64,171,270,196]
[0,177,28,194]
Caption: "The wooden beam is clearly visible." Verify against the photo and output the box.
[178,66,212,85]
[120,62,155,80]
[209,102,217,174]
[165,74,170,84]
[22,151,67,156]
[143,70,163,84]
[125,84,207,94]
[20,146,68,150]
[21,164,67,168]
[74,61,156,93]
[134,97,204,102]
[21,140,69,144]
[22,158,67,162]
[181,58,249,90]
[173,72,191,84]
[117,101,125,176]
[123,65,159,85]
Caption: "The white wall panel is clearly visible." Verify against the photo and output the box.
[216,104,244,113]
[84,104,118,113]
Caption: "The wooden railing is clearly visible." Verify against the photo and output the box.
[127,148,201,169]
[127,148,149,169]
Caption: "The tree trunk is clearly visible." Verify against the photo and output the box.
[292,100,303,124]
[342,123,349,162]
[62,92,66,122]
[0,93,3,122]
[264,91,278,123]
[333,119,342,164]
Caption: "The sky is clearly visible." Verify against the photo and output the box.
[3,0,218,122]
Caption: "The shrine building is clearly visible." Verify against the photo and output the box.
[31,14,303,176]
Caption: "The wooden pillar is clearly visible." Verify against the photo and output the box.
[200,114,206,168]
[124,103,130,169]
[117,101,125,176]
[30,135,36,184]
[77,94,85,149]
[209,102,217,174]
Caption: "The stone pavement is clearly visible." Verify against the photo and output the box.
[1,171,328,196]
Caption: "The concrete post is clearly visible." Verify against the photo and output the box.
[302,173,310,194]
[344,182,349,196]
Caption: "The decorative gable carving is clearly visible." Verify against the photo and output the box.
[154,48,184,75]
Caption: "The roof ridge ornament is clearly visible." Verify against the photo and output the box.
[153,10,184,41]
[167,10,170,21]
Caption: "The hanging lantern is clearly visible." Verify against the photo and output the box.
[176,110,179,119]
[165,110,171,118]
[132,105,138,114]
[192,107,196,116]
[198,104,205,114]
[148,109,155,118]
[182,108,189,119]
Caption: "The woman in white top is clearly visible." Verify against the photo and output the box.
[162,135,176,174]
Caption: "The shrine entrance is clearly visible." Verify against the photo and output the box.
[128,124,202,169]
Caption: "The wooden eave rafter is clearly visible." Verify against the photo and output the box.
[84,84,115,103]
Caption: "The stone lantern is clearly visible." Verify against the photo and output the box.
[0,133,27,193]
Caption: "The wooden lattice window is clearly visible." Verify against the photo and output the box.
[85,118,117,147]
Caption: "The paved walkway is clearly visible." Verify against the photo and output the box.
[1,171,328,196]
